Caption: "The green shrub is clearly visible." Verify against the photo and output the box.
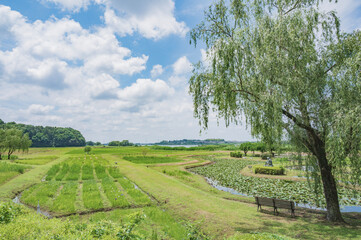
[254,165,285,175]
[0,162,28,174]
[84,146,92,154]
[10,155,19,160]
[230,152,243,158]
[261,154,271,160]
[0,202,23,224]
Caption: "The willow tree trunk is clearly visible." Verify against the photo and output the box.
[312,135,344,222]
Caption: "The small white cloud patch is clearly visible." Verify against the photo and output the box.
[27,104,54,115]
[151,64,164,78]
[172,56,193,75]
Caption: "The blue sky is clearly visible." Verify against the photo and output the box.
[0,0,360,143]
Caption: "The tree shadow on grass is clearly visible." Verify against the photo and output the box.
[233,207,361,239]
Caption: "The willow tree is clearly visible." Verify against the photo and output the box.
[5,129,32,159]
[189,0,361,222]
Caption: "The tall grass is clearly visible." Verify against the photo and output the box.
[65,164,81,181]
[101,177,129,207]
[118,177,151,205]
[0,162,28,174]
[21,181,62,208]
[15,156,58,165]
[0,172,19,185]
[55,163,69,181]
[52,181,78,213]
[83,180,103,210]
[45,165,60,181]
[95,165,107,179]
[81,164,94,180]
[108,167,124,178]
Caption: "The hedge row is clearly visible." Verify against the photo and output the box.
[230,152,243,158]
[254,165,285,175]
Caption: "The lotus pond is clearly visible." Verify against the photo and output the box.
[190,158,361,208]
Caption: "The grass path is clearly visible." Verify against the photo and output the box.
[105,154,361,240]
[0,155,69,201]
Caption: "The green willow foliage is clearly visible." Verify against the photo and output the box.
[189,0,361,222]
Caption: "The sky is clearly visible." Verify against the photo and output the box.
[0,0,360,143]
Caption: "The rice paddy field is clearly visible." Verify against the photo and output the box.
[0,146,360,239]
[21,155,152,215]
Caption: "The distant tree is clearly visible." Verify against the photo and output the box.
[239,142,251,156]
[141,148,149,156]
[4,129,32,159]
[84,146,92,154]
[0,120,85,147]
[108,140,134,147]
[108,141,121,146]
[86,141,95,146]
[256,143,266,154]
[120,140,133,146]
[0,129,7,160]
[95,142,102,146]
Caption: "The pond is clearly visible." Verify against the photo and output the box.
[205,176,361,213]
[191,158,361,213]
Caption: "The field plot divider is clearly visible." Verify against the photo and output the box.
[96,181,112,208]
[74,182,85,212]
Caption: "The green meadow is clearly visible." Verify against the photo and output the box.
[0,146,360,239]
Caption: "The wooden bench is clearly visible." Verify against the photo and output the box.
[255,196,295,217]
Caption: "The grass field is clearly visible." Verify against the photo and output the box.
[0,162,30,185]
[0,146,360,239]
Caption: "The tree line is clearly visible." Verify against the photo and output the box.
[0,119,86,147]
[108,140,134,146]
[0,128,32,159]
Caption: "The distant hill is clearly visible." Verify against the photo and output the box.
[151,139,242,146]
[0,119,86,147]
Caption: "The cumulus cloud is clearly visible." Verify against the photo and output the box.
[38,0,188,39]
[172,56,192,75]
[0,3,255,143]
[104,0,188,39]
[40,0,93,12]
[27,104,54,115]
[117,78,174,105]
[0,5,147,92]
[150,64,164,78]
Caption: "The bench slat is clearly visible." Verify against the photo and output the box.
[255,197,295,217]
[257,197,274,207]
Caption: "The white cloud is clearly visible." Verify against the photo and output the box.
[27,104,54,115]
[169,75,187,86]
[0,3,255,144]
[150,64,164,78]
[41,0,92,12]
[117,78,174,103]
[103,0,188,39]
[0,5,147,92]
[173,56,192,75]
[38,0,189,39]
